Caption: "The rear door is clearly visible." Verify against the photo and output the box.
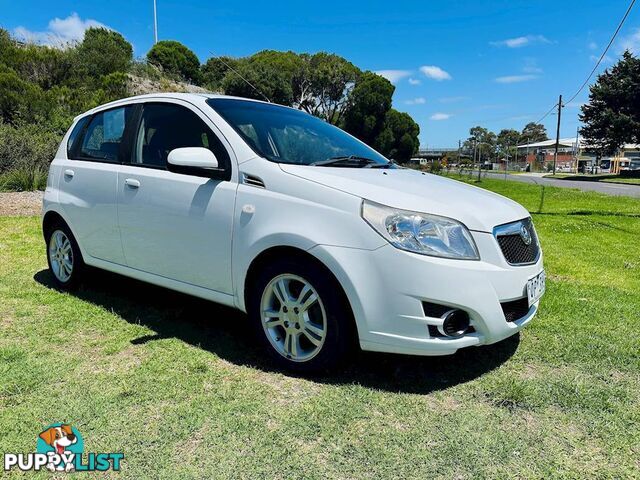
[57,105,134,264]
[116,100,237,294]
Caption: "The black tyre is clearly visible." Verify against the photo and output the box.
[45,220,85,290]
[247,257,355,374]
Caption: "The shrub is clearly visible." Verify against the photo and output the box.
[75,28,133,80]
[147,40,201,83]
[0,165,48,191]
[0,122,61,174]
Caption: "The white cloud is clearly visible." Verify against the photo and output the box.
[438,96,468,103]
[490,35,551,48]
[522,57,543,74]
[405,97,426,105]
[590,54,613,64]
[588,41,598,50]
[565,101,585,108]
[375,69,411,84]
[13,13,108,46]
[619,28,640,54]
[408,78,421,85]
[430,113,452,120]
[420,65,452,81]
[495,74,538,84]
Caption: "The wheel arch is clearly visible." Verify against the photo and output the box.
[42,210,68,239]
[242,246,359,340]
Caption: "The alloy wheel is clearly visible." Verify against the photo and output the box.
[260,274,327,362]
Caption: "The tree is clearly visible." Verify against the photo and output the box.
[76,28,132,80]
[520,122,548,144]
[201,56,239,91]
[147,40,201,83]
[302,53,359,124]
[342,71,394,146]
[221,61,293,105]
[375,109,420,162]
[580,50,640,155]
[464,126,496,163]
[496,128,520,160]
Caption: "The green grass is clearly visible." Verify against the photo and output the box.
[1,179,639,478]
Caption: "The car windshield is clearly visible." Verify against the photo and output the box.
[207,98,390,166]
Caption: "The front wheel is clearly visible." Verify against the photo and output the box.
[248,258,355,374]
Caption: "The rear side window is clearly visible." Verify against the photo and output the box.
[66,116,89,157]
[78,106,132,163]
[132,103,230,170]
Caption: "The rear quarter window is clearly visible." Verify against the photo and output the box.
[66,116,90,158]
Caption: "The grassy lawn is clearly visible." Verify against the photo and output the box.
[1,179,639,478]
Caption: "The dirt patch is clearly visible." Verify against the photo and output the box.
[0,191,43,216]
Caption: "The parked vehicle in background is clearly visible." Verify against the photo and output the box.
[43,93,545,373]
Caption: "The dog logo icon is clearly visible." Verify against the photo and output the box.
[36,423,83,472]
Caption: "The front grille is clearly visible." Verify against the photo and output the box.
[494,218,539,265]
[501,297,531,322]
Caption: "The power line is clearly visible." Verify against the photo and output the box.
[531,0,635,126]
[533,102,558,125]
[209,52,271,103]
[565,0,636,105]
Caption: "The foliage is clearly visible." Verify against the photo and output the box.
[463,126,497,162]
[201,56,239,91]
[0,122,61,174]
[147,40,201,83]
[342,71,394,146]
[221,61,293,105]
[375,109,420,161]
[0,64,47,124]
[520,122,548,143]
[496,128,520,159]
[74,28,132,81]
[580,50,640,155]
[0,165,48,191]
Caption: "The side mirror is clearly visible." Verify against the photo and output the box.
[168,147,219,169]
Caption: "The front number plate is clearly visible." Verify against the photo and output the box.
[527,270,546,307]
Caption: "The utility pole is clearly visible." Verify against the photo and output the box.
[153,0,158,44]
[553,94,562,175]
[477,142,483,182]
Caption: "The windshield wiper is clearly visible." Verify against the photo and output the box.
[311,155,381,167]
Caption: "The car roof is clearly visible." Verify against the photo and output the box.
[74,92,293,122]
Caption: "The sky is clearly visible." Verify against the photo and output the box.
[2,0,640,147]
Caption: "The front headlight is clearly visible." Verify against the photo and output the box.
[361,200,480,260]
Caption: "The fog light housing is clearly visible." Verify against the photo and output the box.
[438,310,470,337]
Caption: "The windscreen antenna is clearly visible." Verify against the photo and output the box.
[209,52,271,103]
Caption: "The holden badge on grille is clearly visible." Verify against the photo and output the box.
[519,224,532,245]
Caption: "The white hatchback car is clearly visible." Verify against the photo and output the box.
[43,93,545,372]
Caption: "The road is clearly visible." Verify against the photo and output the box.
[481,172,640,198]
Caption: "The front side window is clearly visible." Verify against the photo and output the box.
[79,106,132,163]
[132,103,230,169]
[207,98,389,166]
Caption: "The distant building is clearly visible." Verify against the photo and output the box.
[517,138,640,173]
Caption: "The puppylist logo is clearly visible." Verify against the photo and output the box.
[4,423,124,473]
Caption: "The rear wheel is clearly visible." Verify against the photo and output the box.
[248,257,354,374]
[45,221,84,289]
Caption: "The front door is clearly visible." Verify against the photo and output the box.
[117,101,236,294]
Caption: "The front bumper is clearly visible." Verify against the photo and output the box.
[309,230,543,356]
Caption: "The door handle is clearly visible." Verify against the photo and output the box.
[125,178,140,188]
[64,169,74,178]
